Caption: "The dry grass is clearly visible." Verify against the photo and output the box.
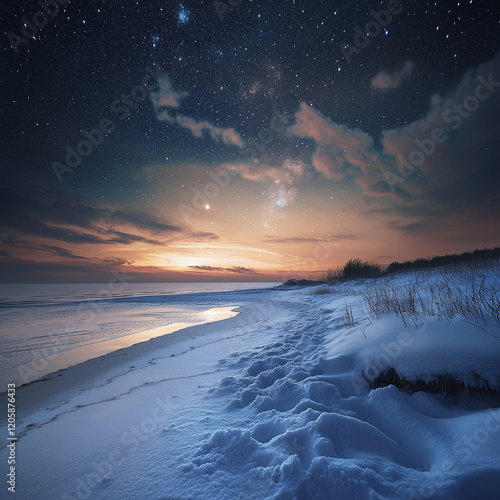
[337,301,357,328]
[361,259,500,327]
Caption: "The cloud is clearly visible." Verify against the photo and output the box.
[6,241,93,261]
[228,266,260,274]
[149,74,188,108]
[99,229,165,246]
[0,179,182,246]
[188,265,260,274]
[175,115,243,146]
[102,257,135,266]
[285,51,500,225]
[286,103,389,189]
[0,176,229,280]
[40,245,91,260]
[381,51,500,213]
[150,73,243,147]
[0,177,227,281]
[264,237,319,244]
[265,234,359,244]
[112,210,180,234]
[1,182,183,251]
[189,232,220,242]
[224,162,283,183]
[2,240,138,267]
[225,159,304,184]
[390,221,430,233]
[371,61,414,90]
[1,224,165,250]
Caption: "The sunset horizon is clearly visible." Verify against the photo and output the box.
[2,1,499,284]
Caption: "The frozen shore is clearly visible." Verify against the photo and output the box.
[0,305,239,389]
[1,277,500,499]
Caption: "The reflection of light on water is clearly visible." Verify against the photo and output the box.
[1,305,239,388]
[202,306,238,322]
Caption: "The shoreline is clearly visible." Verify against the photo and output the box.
[0,305,240,393]
[0,294,286,432]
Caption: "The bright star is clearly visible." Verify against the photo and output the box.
[151,34,160,48]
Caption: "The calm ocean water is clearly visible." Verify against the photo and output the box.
[0,282,279,382]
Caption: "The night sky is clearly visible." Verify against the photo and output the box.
[1,0,499,283]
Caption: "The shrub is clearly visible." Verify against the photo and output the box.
[321,267,342,283]
[309,247,500,285]
[342,258,383,280]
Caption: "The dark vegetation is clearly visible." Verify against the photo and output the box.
[369,368,500,406]
[319,247,500,284]
[385,247,500,275]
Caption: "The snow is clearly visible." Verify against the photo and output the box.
[1,271,500,499]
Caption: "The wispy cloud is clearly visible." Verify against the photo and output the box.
[188,265,260,274]
[149,74,188,108]
[265,234,359,244]
[371,61,414,90]
[40,245,91,260]
[150,74,243,147]
[188,232,220,242]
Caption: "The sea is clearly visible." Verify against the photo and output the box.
[0,282,279,387]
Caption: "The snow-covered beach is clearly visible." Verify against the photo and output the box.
[2,268,500,500]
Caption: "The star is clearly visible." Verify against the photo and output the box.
[151,34,160,48]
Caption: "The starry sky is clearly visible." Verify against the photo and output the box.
[1,0,499,283]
